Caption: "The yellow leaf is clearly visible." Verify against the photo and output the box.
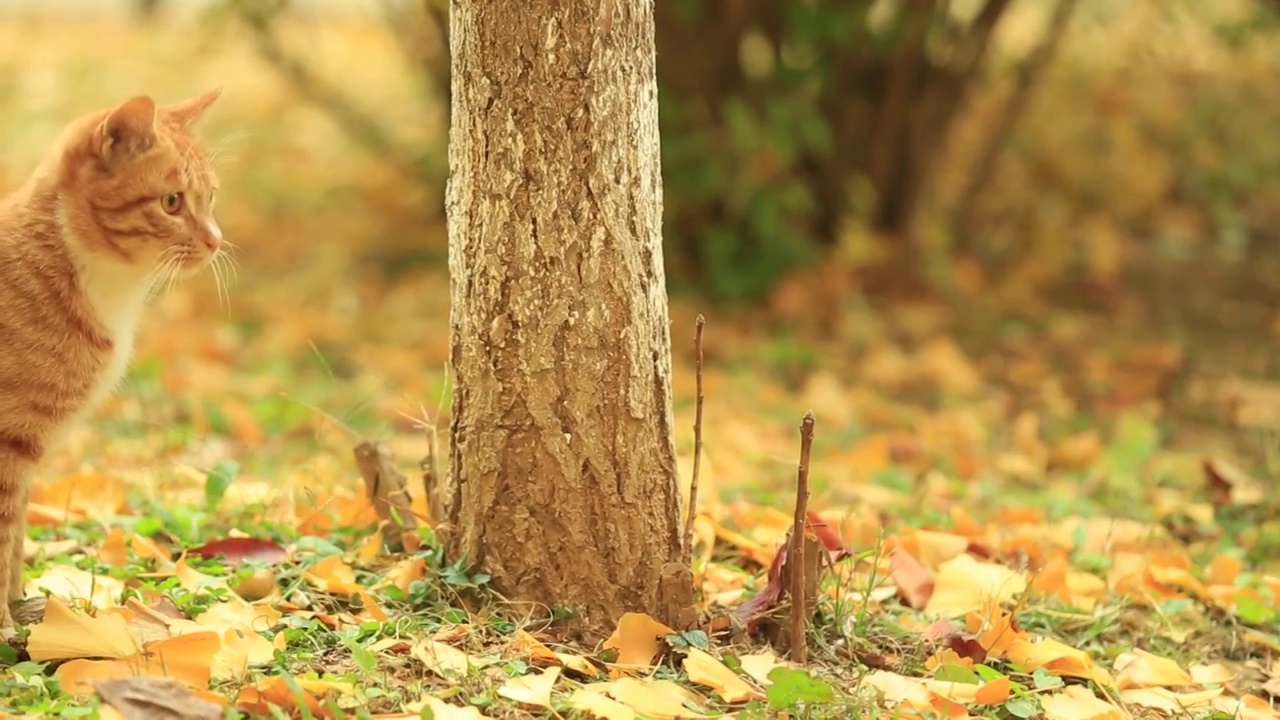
[28,597,139,662]
[55,632,221,695]
[303,555,363,595]
[175,557,229,593]
[1114,649,1193,689]
[738,650,781,687]
[497,667,560,709]
[1040,685,1125,720]
[681,648,763,702]
[567,688,636,720]
[1190,663,1235,685]
[406,695,489,719]
[25,566,124,610]
[1122,687,1222,713]
[411,639,482,677]
[924,553,1028,617]
[605,677,707,719]
[1007,637,1114,687]
[602,613,674,670]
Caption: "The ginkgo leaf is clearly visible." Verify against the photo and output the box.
[681,647,763,703]
[1039,685,1125,720]
[602,613,674,669]
[924,553,1027,617]
[567,688,637,720]
[605,677,708,719]
[738,650,782,687]
[56,632,221,695]
[1189,663,1235,684]
[1006,637,1114,687]
[1114,649,1194,689]
[28,596,140,662]
[411,638,486,677]
[1122,686,1223,712]
[406,695,489,719]
[497,667,559,708]
[302,555,363,595]
[25,566,125,610]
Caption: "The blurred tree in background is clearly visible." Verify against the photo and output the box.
[213,0,1280,311]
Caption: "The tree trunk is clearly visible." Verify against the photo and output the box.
[445,0,695,635]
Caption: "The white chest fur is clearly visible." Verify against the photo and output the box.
[70,253,151,415]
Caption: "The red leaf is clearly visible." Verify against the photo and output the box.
[188,537,288,565]
[890,547,934,609]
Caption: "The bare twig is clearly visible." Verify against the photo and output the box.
[354,439,421,553]
[683,314,706,566]
[953,0,1081,245]
[789,411,816,664]
[419,418,445,527]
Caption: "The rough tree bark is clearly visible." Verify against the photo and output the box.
[445,0,696,635]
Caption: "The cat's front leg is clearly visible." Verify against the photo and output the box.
[0,449,36,637]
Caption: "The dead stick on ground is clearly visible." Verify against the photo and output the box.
[683,314,706,566]
[354,439,420,553]
[789,411,816,664]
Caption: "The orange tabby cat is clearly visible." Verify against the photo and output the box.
[0,90,224,634]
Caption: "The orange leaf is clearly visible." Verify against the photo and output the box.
[889,548,934,609]
[602,613,674,671]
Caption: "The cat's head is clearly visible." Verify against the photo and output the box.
[57,90,224,279]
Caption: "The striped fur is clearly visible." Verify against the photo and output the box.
[0,90,223,633]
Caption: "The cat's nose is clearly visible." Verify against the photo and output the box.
[203,219,222,251]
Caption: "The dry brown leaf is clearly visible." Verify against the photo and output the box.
[94,676,224,720]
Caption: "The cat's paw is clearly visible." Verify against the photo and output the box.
[9,596,44,626]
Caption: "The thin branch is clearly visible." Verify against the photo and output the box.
[788,410,816,664]
[229,0,431,185]
[953,0,1081,245]
[683,314,706,566]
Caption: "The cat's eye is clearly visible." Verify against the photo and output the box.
[161,192,184,215]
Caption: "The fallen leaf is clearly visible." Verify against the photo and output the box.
[568,687,637,720]
[56,632,221,694]
[25,566,125,610]
[187,537,288,565]
[303,555,363,595]
[605,677,708,718]
[411,638,482,677]
[405,695,488,719]
[1122,686,1223,713]
[1007,637,1113,687]
[682,647,764,702]
[602,613,674,669]
[1114,649,1194,689]
[94,676,224,720]
[738,650,781,687]
[28,597,139,661]
[497,667,560,709]
[924,553,1027,617]
[890,547,935,609]
[1040,685,1125,720]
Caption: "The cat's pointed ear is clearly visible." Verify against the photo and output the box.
[96,95,157,166]
[163,88,222,130]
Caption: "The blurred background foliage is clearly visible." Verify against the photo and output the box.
[4,0,1280,314]
[208,0,1280,313]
